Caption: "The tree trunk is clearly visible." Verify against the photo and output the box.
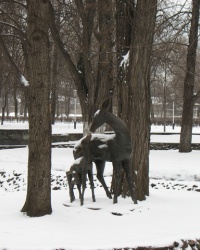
[179,0,200,153]
[23,103,28,120]
[75,0,99,131]
[115,0,157,201]
[131,0,157,200]
[1,97,6,125]
[21,0,52,217]
[96,0,114,104]
[1,84,8,125]
[128,0,157,201]
[50,1,62,125]
[13,81,18,121]
[116,0,132,125]
[50,43,58,125]
[113,0,133,195]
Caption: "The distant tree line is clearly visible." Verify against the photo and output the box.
[1,1,200,126]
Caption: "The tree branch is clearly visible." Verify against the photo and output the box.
[0,34,28,88]
[0,7,26,31]
[47,0,87,99]
[0,0,26,9]
[193,91,200,103]
[0,21,27,40]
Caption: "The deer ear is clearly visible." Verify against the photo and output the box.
[101,97,111,110]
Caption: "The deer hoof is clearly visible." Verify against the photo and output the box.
[70,196,75,203]
[107,192,112,199]
[113,198,118,204]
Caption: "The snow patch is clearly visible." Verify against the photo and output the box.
[120,51,130,67]
[94,109,100,117]
[20,75,29,86]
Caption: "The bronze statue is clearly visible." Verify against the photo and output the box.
[74,97,137,204]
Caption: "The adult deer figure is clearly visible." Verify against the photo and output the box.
[74,97,137,204]
[67,133,95,206]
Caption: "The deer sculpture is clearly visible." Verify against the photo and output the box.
[67,133,95,206]
[74,97,137,204]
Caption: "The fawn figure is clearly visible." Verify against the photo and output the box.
[67,133,95,206]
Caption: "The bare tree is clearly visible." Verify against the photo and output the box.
[179,0,200,152]
[47,0,115,132]
[0,0,28,120]
[150,0,191,125]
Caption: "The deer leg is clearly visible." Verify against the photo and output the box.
[69,182,75,203]
[66,172,75,202]
[81,169,87,206]
[122,159,137,204]
[88,169,96,202]
[95,160,112,199]
[113,161,121,204]
[76,173,82,199]
[70,184,76,202]
[77,183,81,200]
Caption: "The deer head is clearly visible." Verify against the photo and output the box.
[90,97,111,133]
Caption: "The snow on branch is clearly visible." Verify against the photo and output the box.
[120,51,130,68]
[20,75,29,87]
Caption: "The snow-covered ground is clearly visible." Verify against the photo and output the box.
[0,122,200,250]
[0,121,83,134]
[1,121,200,143]
[151,124,200,143]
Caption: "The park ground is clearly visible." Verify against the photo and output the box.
[0,122,200,250]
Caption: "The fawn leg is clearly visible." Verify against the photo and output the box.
[95,160,112,199]
[88,169,96,202]
[122,159,137,204]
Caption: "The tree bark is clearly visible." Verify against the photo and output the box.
[179,0,200,153]
[114,0,133,196]
[96,0,114,104]
[115,0,157,201]
[13,80,18,120]
[128,0,157,201]
[131,0,156,200]
[50,43,58,125]
[21,0,52,217]
[1,84,8,125]
[116,0,132,125]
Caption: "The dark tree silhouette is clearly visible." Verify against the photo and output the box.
[21,0,52,217]
[179,0,200,152]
